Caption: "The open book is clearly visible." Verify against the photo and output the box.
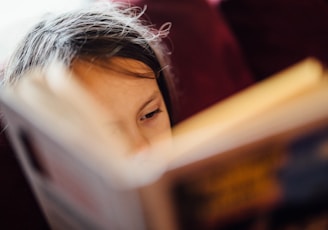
[1,58,328,229]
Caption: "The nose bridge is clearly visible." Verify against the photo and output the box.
[127,125,150,154]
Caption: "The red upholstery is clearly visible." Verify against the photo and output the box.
[0,125,49,229]
[220,0,328,81]
[137,0,254,123]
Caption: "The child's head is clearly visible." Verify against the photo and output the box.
[3,3,176,153]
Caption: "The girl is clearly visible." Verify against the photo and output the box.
[2,2,177,154]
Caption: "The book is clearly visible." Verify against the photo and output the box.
[1,58,328,229]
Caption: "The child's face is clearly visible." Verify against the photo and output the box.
[71,57,171,154]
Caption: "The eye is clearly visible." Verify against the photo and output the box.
[140,108,162,121]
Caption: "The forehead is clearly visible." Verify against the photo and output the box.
[73,57,155,78]
[70,57,160,105]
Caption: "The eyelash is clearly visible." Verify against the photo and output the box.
[140,108,162,121]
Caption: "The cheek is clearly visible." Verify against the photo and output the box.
[158,115,172,138]
[143,112,172,141]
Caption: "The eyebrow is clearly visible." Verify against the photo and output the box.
[138,91,161,114]
[134,72,156,79]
